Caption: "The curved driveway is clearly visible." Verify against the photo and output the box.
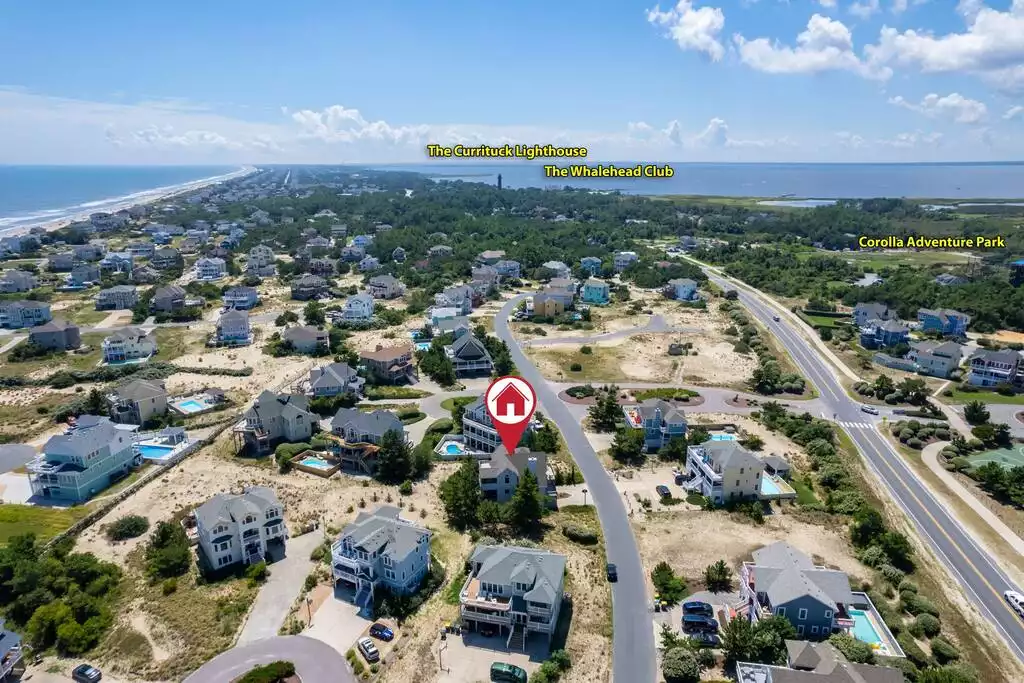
[496,294,657,683]
[183,635,353,683]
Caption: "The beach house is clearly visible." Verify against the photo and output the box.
[368,274,404,299]
[0,270,37,294]
[0,301,51,329]
[352,234,374,248]
[613,251,638,272]
[859,320,910,350]
[736,641,904,683]
[581,278,610,305]
[543,279,577,308]
[150,248,182,270]
[532,293,564,318]
[852,302,895,328]
[435,285,476,315]
[282,326,329,354]
[476,250,506,265]
[28,415,141,503]
[342,293,375,321]
[684,440,764,504]
[95,285,138,311]
[341,245,365,262]
[331,506,432,614]
[216,309,251,346]
[329,408,405,474]
[459,544,566,647]
[195,257,227,281]
[541,261,571,279]
[445,334,493,376]
[48,253,75,272]
[307,362,363,397]
[195,486,286,570]
[290,274,329,301]
[358,256,381,272]
[917,308,971,337]
[106,379,168,426]
[392,247,406,263]
[247,245,277,276]
[580,256,602,275]
[99,251,133,275]
[150,285,189,312]
[479,446,556,507]
[495,260,521,279]
[621,399,688,452]
[102,327,157,364]
[69,264,100,286]
[360,344,415,384]
[29,319,80,351]
[460,396,503,453]
[666,278,698,301]
[966,348,1022,387]
[906,341,964,378]
[222,286,259,310]
[234,391,317,455]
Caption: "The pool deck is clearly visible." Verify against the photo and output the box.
[170,394,220,416]
[433,434,488,460]
[758,473,797,500]
[848,591,904,658]
[135,438,192,464]
[290,450,341,478]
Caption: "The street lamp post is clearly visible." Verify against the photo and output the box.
[582,488,588,506]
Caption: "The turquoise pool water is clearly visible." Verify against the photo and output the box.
[710,434,736,441]
[445,443,466,456]
[138,444,175,459]
[176,399,205,413]
[415,342,431,352]
[299,456,334,470]
[849,609,881,644]
[760,476,782,496]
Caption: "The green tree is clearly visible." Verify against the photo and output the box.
[610,428,644,464]
[275,310,299,327]
[375,429,412,484]
[829,632,875,664]
[873,374,895,398]
[304,301,326,326]
[438,458,482,530]
[145,521,192,579]
[586,385,620,432]
[85,388,105,415]
[751,615,797,665]
[650,561,687,604]
[722,616,757,666]
[963,400,990,426]
[703,559,733,593]
[661,647,700,683]
[508,469,544,533]
[688,426,710,445]
[659,436,688,461]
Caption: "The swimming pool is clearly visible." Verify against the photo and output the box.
[760,476,781,496]
[176,400,205,413]
[137,444,175,459]
[415,342,431,352]
[299,456,334,470]
[849,609,882,645]
[445,443,467,456]
[710,434,736,441]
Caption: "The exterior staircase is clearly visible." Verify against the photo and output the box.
[507,626,526,652]
[355,586,373,618]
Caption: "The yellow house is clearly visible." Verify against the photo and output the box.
[533,293,565,318]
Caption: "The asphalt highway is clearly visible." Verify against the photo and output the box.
[496,294,658,683]
[704,270,1024,663]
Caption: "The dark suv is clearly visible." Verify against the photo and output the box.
[72,664,102,683]
[682,601,714,617]
[682,614,719,633]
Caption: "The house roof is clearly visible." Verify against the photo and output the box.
[283,325,327,343]
[293,274,327,287]
[635,399,687,425]
[244,390,314,424]
[970,348,1020,365]
[875,320,908,334]
[309,362,359,389]
[44,415,136,458]
[330,407,404,438]
[853,302,892,319]
[697,439,762,470]
[910,340,962,359]
[32,318,77,334]
[668,278,697,287]
[760,454,791,471]
[99,285,136,295]
[449,334,492,362]
[154,284,186,299]
[584,278,609,289]
[346,293,374,308]
[111,379,166,402]
[224,286,257,297]
[195,486,282,531]
[219,309,249,324]
[339,505,430,560]
[478,250,506,260]
[369,274,400,288]
[105,326,151,342]
[436,316,471,333]
[361,344,412,362]
[469,544,566,606]
[749,541,855,612]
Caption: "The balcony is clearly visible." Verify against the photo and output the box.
[460,576,511,612]
[461,606,512,626]
[687,452,723,482]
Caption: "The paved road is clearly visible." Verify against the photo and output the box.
[703,269,1024,663]
[496,295,657,683]
[183,635,353,683]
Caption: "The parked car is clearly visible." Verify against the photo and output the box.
[682,614,719,633]
[656,485,671,498]
[606,563,618,582]
[357,636,380,663]
[682,601,714,617]
[490,662,528,683]
[1004,590,1024,618]
[72,665,102,683]
[480,623,498,637]
[689,631,722,647]
[861,405,880,415]
[369,622,394,641]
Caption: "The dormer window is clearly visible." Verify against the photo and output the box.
[244,515,256,524]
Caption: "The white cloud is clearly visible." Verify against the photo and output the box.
[1005,105,1024,119]
[887,92,988,123]
[734,14,891,79]
[835,131,866,147]
[818,0,838,8]
[877,130,943,147]
[646,1,726,61]
[892,0,908,13]
[849,0,880,19]
[866,0,1024,92]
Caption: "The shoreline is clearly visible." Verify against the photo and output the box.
[0,166,257,238]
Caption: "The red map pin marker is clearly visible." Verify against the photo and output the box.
[485,376,537,454]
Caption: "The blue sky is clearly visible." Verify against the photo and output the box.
[1,0,1023,163]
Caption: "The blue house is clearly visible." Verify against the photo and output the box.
[917,308,970,337]
[621,399,687,452]
[580,256,602,275]
[666,278,698,301]
[581,278,610,305]
[860,320,910,350]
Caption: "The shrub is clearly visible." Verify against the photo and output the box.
[915,613,941,637]
[902,592,940,617]
[580,345,593,355]
[661,647,700,683]
[106,514,150,541]
[651,561,687,604]
[896,632,932,668]
[237,660,296,683]
[878,564,905,586]
[858,545,889,568]
[898,579,918,593]
[828,632,875,664]
[245,561,268,583]
[399,480,413,496]
[877,656,919,682]
[907,438,924,450]
[930,636,961,664]
[569,362,582,372]
[304,574,318,591]
[161,578,177,595]
[562,524,598,545]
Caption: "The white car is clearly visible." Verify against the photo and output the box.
[1004,590,1024,618]
[861,405,880,415]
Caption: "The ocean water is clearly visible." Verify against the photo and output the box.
[372,162,1024,199]
[0,165,238,229]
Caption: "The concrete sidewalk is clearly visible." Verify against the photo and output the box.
[921,441,1024,558]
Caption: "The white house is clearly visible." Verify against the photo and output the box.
[343,293,375,321]
[102,327,158,363]
[0,270,37,294]
[222,286,259,310]
[216,309,251,345]
[331,506,432,614]
[541,261,571,279]
[666,278,698,301]
[358,256,381,272]
[0,301,51,329]
[685,440,764,504]
[95,285,139,311]
[613,251,638,272]
[247,245,276,276]
[195,486,286,570]
[195,257,227,281]
[368,274,404,299]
